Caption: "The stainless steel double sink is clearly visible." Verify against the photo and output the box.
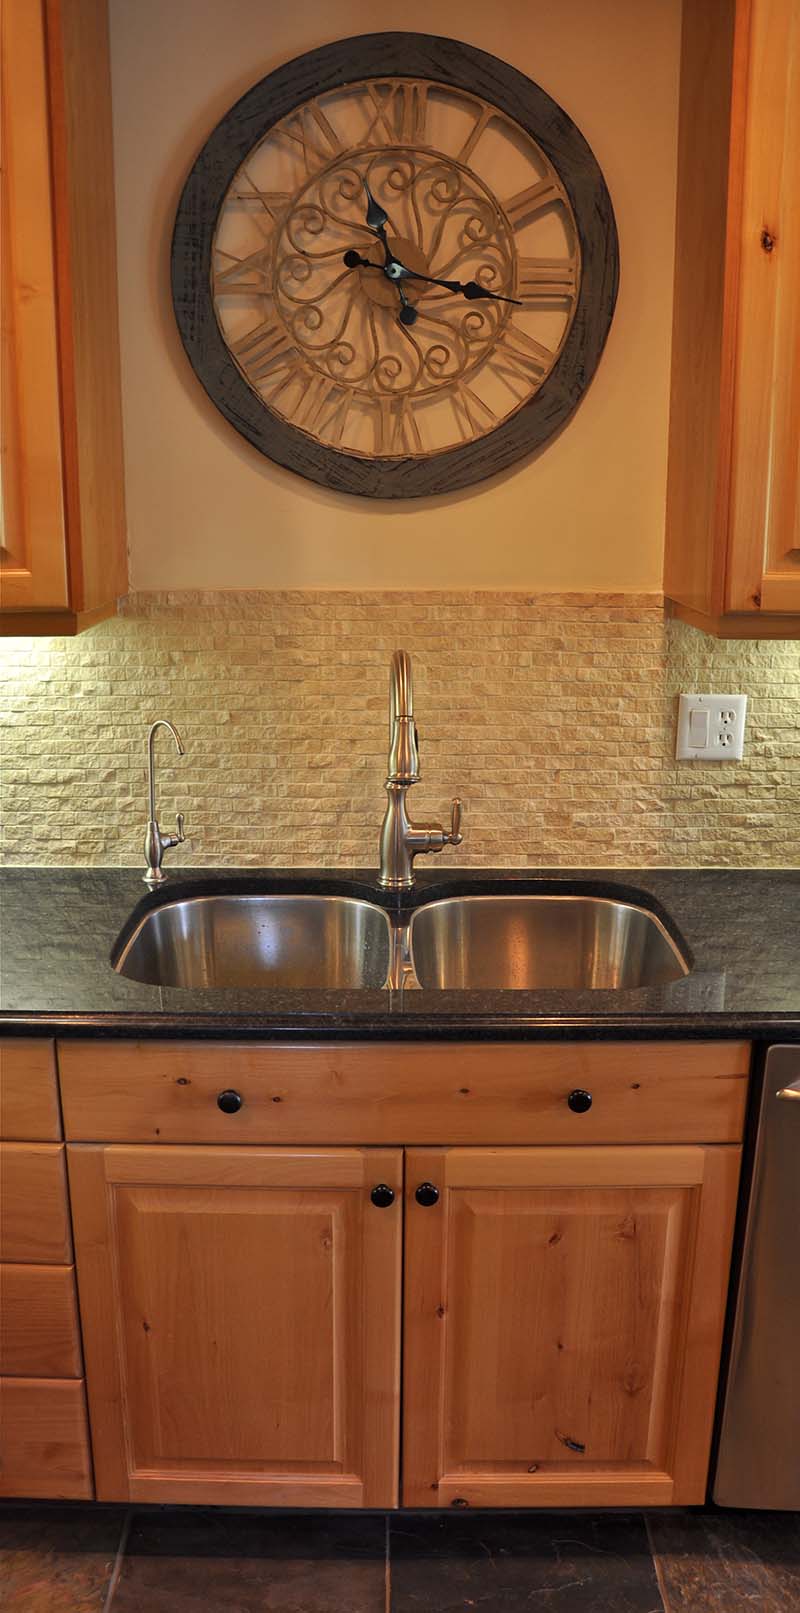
[113,888,689,992]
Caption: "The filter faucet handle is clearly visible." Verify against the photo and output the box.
[447,799,463,845]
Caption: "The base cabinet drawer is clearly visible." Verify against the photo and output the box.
[0,1265,82,1378]
[0,1377,92,1499]
[58,1040,750,1146]
[0,1041,60,1140]
[0,1145,72,1263]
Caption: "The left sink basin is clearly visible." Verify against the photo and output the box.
[113,894,392,990]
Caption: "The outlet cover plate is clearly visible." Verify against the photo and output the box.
[676,693,747,760]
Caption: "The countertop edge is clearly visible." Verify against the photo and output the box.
[2,1011,799,1042]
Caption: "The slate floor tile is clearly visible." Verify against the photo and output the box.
[111,1509,387,1612]
[647,1508,800,1613]
[389,1511,666,1612]
[0,1503,127,1613]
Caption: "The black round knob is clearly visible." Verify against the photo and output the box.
[567,1089,592,1114]
[370,1184,395,1209]
[217,1089,243,1114]
[415,1182,440,1207]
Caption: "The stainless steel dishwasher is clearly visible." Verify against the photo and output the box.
[714,1045,800,1508]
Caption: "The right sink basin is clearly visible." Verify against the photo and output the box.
[409,893,689,990]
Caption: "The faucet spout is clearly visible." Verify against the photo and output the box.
[387,650,420,783]
[389,649,413,724]
[147,719,185,822]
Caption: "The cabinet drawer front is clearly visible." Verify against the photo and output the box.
[0,1264,82,1377]
[0,1145,72,1263]
[0,1377,92,1499]
[0,1040,60,1140]
[58,1040,750,1146]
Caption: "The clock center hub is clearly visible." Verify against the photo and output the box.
[359,236,429,310]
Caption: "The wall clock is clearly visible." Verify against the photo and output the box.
[172,33,619,498]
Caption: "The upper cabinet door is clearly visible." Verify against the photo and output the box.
[0,0,68,611]
[664,0,800,638]
[403,1145,740,1508]
[68,1145,402,1507]
[0,0,127,635]
[726,0,800,614]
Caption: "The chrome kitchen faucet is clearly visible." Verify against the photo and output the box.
[378,650,462,889]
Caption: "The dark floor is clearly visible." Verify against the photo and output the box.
[1,1504,798,1612]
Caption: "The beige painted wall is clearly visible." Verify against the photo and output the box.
[109,0,681,591]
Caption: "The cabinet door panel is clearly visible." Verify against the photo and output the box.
[403,1146,740,1508]
[68,1146,401,1507]
[0,0,67,610]
[727,0,800,613]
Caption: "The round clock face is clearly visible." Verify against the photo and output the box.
[172,34,618,498]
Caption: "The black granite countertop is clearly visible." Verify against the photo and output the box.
[1,866,798,1041]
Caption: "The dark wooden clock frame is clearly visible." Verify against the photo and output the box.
[171,32,619,498]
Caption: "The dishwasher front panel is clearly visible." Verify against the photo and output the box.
[714,1045,800,1509]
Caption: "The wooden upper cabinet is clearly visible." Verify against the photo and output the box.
[0,0,126,635]
[664,0,800,638]
[403,1145,741,1508]
[67,1145,402,1507]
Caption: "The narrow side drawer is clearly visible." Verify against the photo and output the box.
[0,1145,72,1263]
[0,1377,92,1498]
[0,1265,82,1377]
[0,1040,60,1140]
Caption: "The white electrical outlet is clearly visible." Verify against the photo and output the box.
[676,693,748,761]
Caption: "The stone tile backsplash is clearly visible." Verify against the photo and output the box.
[1,591,798,868]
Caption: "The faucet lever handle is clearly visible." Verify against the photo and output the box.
[175,812,186,844]
[448,798,463,845]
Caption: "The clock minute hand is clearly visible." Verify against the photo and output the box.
[386,261,522,306]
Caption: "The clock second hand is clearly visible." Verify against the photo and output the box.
[342,249,521,309]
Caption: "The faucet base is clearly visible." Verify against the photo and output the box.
[377,873,415,891]
[143,867,167,886]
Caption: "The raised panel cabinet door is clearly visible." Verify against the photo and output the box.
[727,0,800,614]
[67,1146,402,1506]
[0,0,67,610]
[403,1146,741,1508]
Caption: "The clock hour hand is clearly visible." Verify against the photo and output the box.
[363,180,388,234]
[342,250,418,325]
[362,180,393,267]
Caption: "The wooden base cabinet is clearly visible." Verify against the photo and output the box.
[59,1041,748,1511]
[67,1145,402,1507]
[403,1146,741,1508]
